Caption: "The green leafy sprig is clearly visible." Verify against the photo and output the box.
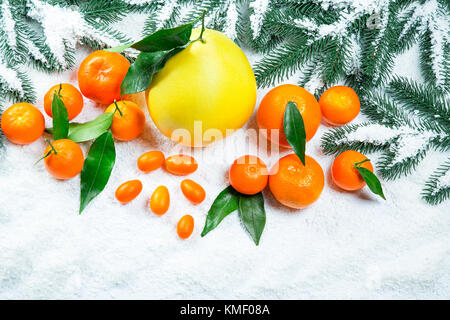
[354,159,386,200]
[107,11,207,96]
[201,186,266,246]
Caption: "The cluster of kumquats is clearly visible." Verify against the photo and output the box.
[117,152,202,240]
[230,83,377,210]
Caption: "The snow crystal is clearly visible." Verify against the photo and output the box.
[389,131,437,166]
[156,0,177,30]
[26,0,122,68]
[436,170,450,190]
[1,0,17,50]
[344,34,362,75]
[23,38,48,66]
[337,124,412,145]
[223,0,239,40]
[0,58,22,92]
[398,0,449,87]
[249,0,270,39]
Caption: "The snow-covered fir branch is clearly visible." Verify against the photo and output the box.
[321,78,450,204]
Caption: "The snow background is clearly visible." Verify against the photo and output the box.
[0,12,449,300]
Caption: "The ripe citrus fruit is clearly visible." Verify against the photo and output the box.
[269,154,324,209]
[257,84,322,146]
[105,100,145,141]
[165,155,198,175]
[1,103,45,145]
[229,155,268,195]
[43,139,84,180]
[78,50,130,105]
[115,179,143,204]
[44,83,84,120]
[137,150,165,172]
[150,186,170,215]
[180,179,205,204]
[331,150,374,191]
[177,215,194,239]
[147,28,256,146]
[319,86,360,125]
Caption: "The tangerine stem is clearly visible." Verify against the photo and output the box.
[46,139,58,155]
[354,158,370,168]
[57,83,63,97]
[113,100,123,117]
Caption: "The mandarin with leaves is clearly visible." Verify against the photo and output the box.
[257,84,321,146]
[78,50,130,105]
[331,150,374,191]
[44,83,83,120]
[43,139,84,180]
[229,155,268,195]
[319,86,360,126]
[1,103,45,145]
[105,100,145,141]
[269,154,324,209]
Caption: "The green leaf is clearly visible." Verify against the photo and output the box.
[120,48,184,96]
[51,93,69,140]
[201,186,240,237]
[238,193,266,246]
[46,113,114,143]
[106,22,193,53]
[284,101,306,165]
[355,166,386,200]
[69,113,113,142]
[80,131,116,213]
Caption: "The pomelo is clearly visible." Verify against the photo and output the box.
[146,28,257,146]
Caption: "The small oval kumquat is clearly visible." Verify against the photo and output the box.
[165,155,198,175]
[115,179,143,204]
[150,186,170,215]
[137,150,165,172]
[180,179,205,204]
[177,215,194,239]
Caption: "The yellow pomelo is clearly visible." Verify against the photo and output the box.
[146,28,257,146]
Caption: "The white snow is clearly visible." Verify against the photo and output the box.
[0,57,23,93]
[155,0,177,30]
[249,0,270,39]
[435,170,450,191]
[1,0,17,50]
[0,3,449,300]
[223,0,239,40]
[26,0,122,68]
[398,0,449,87]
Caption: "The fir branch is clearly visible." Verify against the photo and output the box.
[422,160,450,205]
[387,76,450,131]
[320,123,391,156]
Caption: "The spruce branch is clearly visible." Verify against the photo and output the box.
[422,160,450,205]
